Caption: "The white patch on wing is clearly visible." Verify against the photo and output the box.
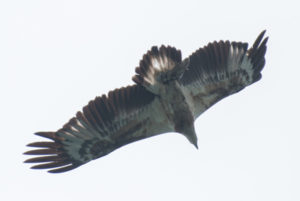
[150,56,175,71]
[240,54,254,83]
[152,58,161,70]
[142,55,178,94]
[228,45,243,72]
[227,44,254,84]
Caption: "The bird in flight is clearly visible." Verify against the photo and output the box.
[24,31,268,173]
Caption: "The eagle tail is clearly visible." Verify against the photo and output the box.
[132,45,186,94]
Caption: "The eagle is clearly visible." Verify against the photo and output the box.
[24,31,268,173]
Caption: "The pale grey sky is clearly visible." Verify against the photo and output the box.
[1,0,299,201]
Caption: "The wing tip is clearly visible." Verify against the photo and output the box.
[247,30,268,82]
[24,153,81,173]
[24,131,81,173]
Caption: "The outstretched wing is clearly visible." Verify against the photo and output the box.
[24,85,171,173]
[180,30,268,118]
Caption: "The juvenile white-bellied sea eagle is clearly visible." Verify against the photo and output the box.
[24,31,268,173]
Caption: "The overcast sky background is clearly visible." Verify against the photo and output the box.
[1,0,299,200]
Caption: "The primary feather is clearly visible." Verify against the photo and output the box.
[25,31,268,173]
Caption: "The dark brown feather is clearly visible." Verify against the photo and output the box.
[35,132,57,141]
[25,155,66,163]
[27,141,61,148]
[24,149,60,155]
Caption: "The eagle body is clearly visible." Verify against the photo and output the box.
[157,80,197,147]
[25,31,268,173]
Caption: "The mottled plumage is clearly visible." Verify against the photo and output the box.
[25,31,268,173]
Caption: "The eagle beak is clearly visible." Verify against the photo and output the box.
[179,125,198,150]
[193,142,198,149]
[185,129,198,150]
[190,139,198,149]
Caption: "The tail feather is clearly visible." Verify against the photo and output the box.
[132,45,183,93]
